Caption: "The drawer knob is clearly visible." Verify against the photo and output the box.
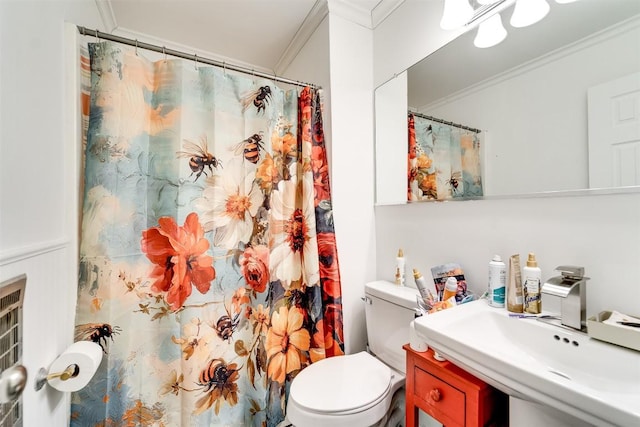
[430,388,441,402]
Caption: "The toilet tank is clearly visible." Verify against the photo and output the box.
[364,281,420,374]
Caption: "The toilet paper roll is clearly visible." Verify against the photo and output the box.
[47,341,103,392]
[409,320,428,352]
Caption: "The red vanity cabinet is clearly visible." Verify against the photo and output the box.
[404,344,508,426]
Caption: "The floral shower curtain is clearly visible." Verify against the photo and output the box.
[408,113,483,201]
[73,41,344,427]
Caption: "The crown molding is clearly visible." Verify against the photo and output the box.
[328,0,373,29]
[371,0,405,28]
[94,0,118,32]
[274,0,329,75]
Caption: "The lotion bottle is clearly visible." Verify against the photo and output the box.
[488,255,506,308]
[523,253,542,314]
[395,249,406,286]
[507,254,524,313]
[442,276,458,301]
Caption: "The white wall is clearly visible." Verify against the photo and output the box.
[373,2,640,322]
[0,1,102,425]
[324,11,375,354]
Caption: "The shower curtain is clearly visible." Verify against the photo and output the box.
[73,41,344,427]
[408,113,483,201]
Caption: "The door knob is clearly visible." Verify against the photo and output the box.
[0,365,28,403]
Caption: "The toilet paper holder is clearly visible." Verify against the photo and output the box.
[33,341,103,392]
[34,364,79,391]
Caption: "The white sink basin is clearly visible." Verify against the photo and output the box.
[413,299,640,426]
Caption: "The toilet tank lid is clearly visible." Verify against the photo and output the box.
[365,281,420,309]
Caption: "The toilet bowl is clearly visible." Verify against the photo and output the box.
[287,351,405,427]
[286,281,419,427]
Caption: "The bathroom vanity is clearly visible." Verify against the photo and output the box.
[404,345,507,427]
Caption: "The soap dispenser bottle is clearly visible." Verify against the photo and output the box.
[523,253,542,314]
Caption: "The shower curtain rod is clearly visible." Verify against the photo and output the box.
[409,111,481,134]
[77,26,319,90]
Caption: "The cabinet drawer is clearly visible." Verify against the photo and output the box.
[414,366,465,426]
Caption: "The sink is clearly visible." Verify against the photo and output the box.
[413,299,640,427]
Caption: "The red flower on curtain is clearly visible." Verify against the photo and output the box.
[311,146,331,205]
[317,232,341,298]
[141,212,215,311]
[239,245,269,293]
[310,317,345,363]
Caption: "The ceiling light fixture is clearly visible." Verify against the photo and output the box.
[555,0,579,3]
[440,0,474,30]
[477,0,502,4]
[510,0,550,28]
[474,13,508,48]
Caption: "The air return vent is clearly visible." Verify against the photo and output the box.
[0,275,26,427]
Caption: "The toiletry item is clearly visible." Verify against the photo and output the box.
[523,253,542,314]
[409,320,428,352]
[488,255,506,308]
[413,269,431,304]
[442,276,458,301]
[431,263,467,302]
[428,296,457,314]
[507,254,524,313]
[395,249,406,286]
[432,351,446,362]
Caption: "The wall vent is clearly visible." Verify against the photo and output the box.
[0,275,26,427]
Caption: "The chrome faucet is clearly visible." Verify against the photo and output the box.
[541,266,589,330]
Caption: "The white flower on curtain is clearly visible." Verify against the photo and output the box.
[195,159,263,249]
[269,178,319,289]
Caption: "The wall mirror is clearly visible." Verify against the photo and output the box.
[375,0,640,205]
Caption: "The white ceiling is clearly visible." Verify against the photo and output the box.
[104,0,384,73]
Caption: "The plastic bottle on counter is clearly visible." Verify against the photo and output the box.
[488,255,506,308]
[442,276,458,301]
[507,254,524,313]
[395,249,406,286]
[413,268,431,304]
[523,253,542,314]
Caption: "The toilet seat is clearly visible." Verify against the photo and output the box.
[289,352,392,414]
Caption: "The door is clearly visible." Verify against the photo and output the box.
[588,72,640,188]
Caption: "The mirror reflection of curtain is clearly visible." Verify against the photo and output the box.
[73,41,344,427]
[408,113,483,201]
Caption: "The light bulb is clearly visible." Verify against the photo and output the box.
[474,13,507,48]
[440,0,474,30]
[510,0,550,28]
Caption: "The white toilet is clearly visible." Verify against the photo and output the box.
[286,280,419,427]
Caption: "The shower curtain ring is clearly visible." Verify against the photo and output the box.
[162,46,167,62]
[194,54,198,70]
[135,39,138,56]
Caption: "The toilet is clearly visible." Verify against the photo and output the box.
[286,281,419,427]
